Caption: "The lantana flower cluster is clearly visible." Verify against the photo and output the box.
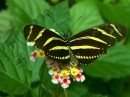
[30,48,85,88]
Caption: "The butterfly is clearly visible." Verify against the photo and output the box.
[23,24,126,65]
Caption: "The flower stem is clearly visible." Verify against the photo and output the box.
[63,88,68,97]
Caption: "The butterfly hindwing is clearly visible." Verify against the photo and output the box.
[70,24,126,65]
[24,24,70,65]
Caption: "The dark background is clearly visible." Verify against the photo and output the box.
[0,0,6,10]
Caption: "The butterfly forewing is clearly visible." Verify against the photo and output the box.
[24,24,70,65]
[70,24,126,65]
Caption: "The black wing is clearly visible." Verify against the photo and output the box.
[23,24,70,65]
[70,24,127,65]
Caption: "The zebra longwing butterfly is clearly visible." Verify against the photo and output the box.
[23,24,126,65]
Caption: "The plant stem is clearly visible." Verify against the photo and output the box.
[63,88,68,97]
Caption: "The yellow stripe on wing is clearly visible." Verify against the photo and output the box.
[70,36,107,44]
[49,46,68,51]
[94,27,116,38]
[34,29,46,41]
[110,24,122,36]
[43,37,65,47]
[27,25,33,39]
[70,45,100,50]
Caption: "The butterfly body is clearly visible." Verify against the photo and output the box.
[24,24,126,65]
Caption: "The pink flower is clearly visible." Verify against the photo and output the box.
[76,66,83,73]
[30,50,38,61]
[75,73,85,82]
[60,77,71,88]
[45,58,58,68]
[48,66,60,75]
[51,74,61,84]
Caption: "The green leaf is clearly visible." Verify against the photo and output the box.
[0,28,44,95]
[70,0,104,35]
[16,31,43,82]
[85,43,130,78]
[84,93,108,97]
[98,2,130,27]
[68,82,88,97]
[75,0,85,3]
[0,43,31,94]
[68,82,107,97]
[110,79,125,96]
[0,10,14,33]
[40,62,57,96]
[34,0,71,36]
[6,0,49,26]
[125,28,130,50]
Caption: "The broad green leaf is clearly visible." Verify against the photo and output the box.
[68,82,88,97]
[0,43,31,94]
[0,29,43,95]
[0,29,16,44]
[122,91,130,97]
[7,95,15,97]
[85,44,130,78]
[75,0,85,2]
[2,26,43,83]
[6,0,49,26]
[34,0,70,36]
[39,63,56,96]
[0,10,14,33]
[83,93,108,97]
[110,78,125,96]
[124,28,130,51]
[15,31,43,82]
[120,0,130,4]
[70,0,104,35]
[98,3,130,27]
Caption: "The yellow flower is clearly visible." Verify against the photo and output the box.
[37,50,45,58]
[60,70,70,76]
[70,68,79,76]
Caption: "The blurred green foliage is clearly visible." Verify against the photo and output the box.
[0,0,130,97]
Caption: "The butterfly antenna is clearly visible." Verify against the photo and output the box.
[70,16,82,29]
[47,14,66,35]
